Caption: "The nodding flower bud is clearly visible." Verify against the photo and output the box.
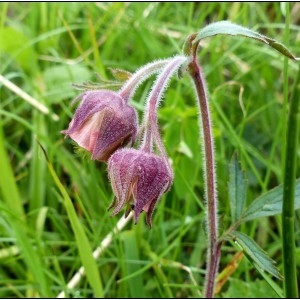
[62,90,138,162]
[107,148,173,228]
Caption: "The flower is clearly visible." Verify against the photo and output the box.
[62,90,138,162]
[107,148,173,227]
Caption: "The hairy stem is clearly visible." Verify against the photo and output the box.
[188,55,219,298]
[142,56,186,165]
[119,59,172,102]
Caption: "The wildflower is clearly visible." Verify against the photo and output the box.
[107,56,186,227]
[62,90,138,162]
[107,148,173,228]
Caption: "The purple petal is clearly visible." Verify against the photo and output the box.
[63,90,122,135]
[108,149,139,215]
[133,153,171,223]
[108,149,173,227]
[92,110,137,161]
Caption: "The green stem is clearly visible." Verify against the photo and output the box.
[282,65,300,298]
[281,3,290,174]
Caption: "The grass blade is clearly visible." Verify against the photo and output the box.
[0,118,50,296]
[0,74,59,121]
[56,212,133,298]
[0,118,25,219]
[122,230,145,298]
[39,143,104,297]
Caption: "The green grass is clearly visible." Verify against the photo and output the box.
[0,2,299,298]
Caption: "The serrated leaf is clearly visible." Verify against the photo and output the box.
[233,231,283,280]
[194,21,299,61]
[240,178,300,222]
[71,71,123,91]
[228,154,247,223]
[72,81,122,91]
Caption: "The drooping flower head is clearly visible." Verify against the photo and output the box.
[107,148,173,228]
[62,60,174,162]
[107,56,187,227]
[62,90,138,162]
[62,56,187,227]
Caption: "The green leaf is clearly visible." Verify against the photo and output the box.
[172,118,201,201]
[228,154,247,223]
[233,231,283,280]
[122,230,145,298]
[194,21,299,61]
[0,118,25,220]
[39,143,104,297]
[0,119,50,296]
[0,27,38,73]
[241,178,300,222]
[43,65,92,103]
[108,67,132,81]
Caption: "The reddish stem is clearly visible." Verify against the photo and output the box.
[188,53,219,297]
[142,56,186,166]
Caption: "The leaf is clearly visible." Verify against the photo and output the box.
[233,231,283,280]
[173,118,201,201]
[240,178,300,222]
[0,27,38,73]
[39,143,104,297]
[194,21,299,61]
[108,67,133,81]
[122,230,145,298]
[0,121,50,296]
[178,140,193,159]
[71,71,124,92]
[0,117,25,219]
[43,65,92,103]
[228,154,247,223]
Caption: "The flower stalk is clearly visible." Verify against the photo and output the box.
[119,58,172,102]
[187,41,219,297]
[142,56,187,157]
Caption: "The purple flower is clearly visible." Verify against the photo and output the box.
[107,148,173,228]
[62,90,138,162]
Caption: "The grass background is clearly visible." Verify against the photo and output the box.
[0,2,299,298]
